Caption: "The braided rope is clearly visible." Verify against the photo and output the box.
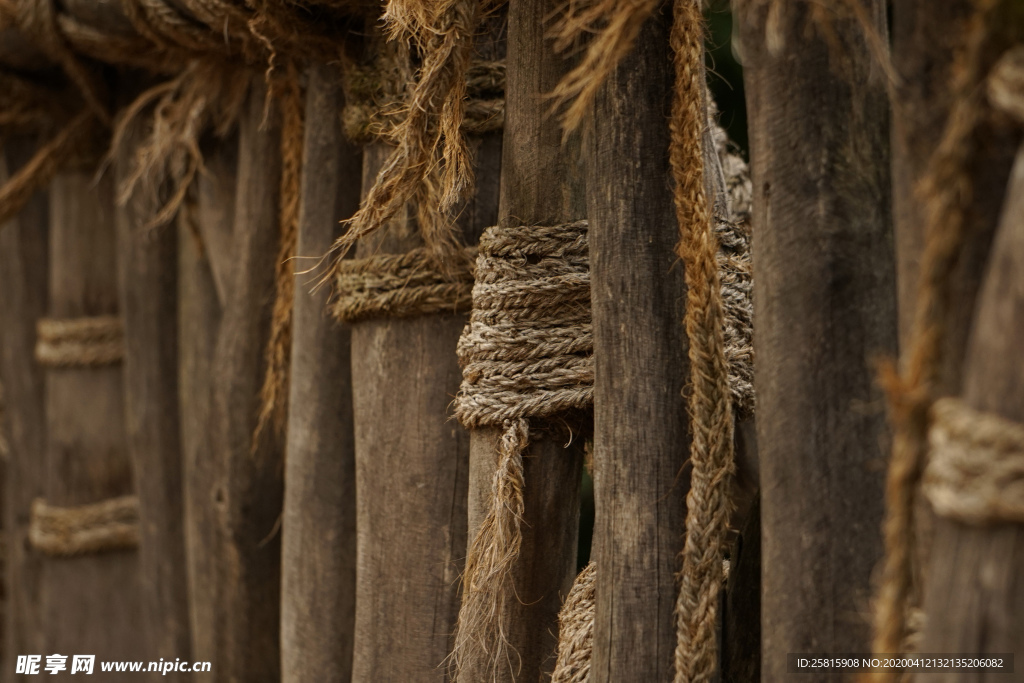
[923,398,1024,525]
[35,316,124,368]
[550,562,596,683]
[29,495,140,556]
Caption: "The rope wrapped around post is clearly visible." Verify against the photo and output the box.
[28,495,140,556]
[923,398,1024,524]
[34,315,125,367]
[450,220,593,680]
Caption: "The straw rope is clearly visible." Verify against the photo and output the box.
[29,495,140,556]
[34,316,125,368]
[343,59,505,143]
[450,221,592,682]
[923,398,1024,525]
[333,246,477,323]
[550,562,596,683]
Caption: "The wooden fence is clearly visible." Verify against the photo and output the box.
[0,1,1022,682]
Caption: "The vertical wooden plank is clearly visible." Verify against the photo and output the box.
[0,138,49,680]
[280,62,360,683]
[586,7,690,681]
[115,112,191,672]
[208,77,284,683]
[890,0,1020,383]
[349,131,501,681]
[461,0,587,678]
[737,2,897,679]
[42,165,147,659]
[917,146,1024,681]
[179,134,235,675]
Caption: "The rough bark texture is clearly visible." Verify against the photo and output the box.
[115,113,191,675]
[461,0,587,678]
[180,133,235,677]
[41,166,146,659]
[586,7,690,682]
[0,138,49,682]
[918,146,1024,680]
[280,62,360,683]
[349,130,501,681]
[207,78,285,683]
[737,2,898,680]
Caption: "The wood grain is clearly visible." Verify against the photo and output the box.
[737,2,898,680]
[918,145,1024,681]
[42,164,147,660]
[585,7,690,681]
[207,78,284,682]
[115,107,191,676]
[280,62,360,683]
[0,138,50,682]
[459,0,587,679]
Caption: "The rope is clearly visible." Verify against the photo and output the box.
[323,0,484,270]
[254,61,304,446]
[332,246,477,323]
[923,398,1024,525]
[29,495,140,556]
[550,562,596,683]
[342,60,506,143]
[671,1,736,679]
[34,315,125,368]
[450,220,592,682]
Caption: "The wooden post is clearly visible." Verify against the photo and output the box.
[280,62,360,683]
[586,7,690,681]
[207,77,284,682]
[349,137,501,681]
[917,145,1024,678]
[41,164,147,658]
[890,0,1020,382]
[179,133,236,673]
[461,0,588,679]
[0,138,50,678]
[115,109,191,672]
[737,2,898,679]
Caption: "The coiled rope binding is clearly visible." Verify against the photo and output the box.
[34,316,125,367]
[450,220,593,679]
[924,398,1024,525]
[29,495,140,557]
[332,246,477,323]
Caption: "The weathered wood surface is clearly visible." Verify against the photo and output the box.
[42,165,146,658]
[207,78,284,682]
[461,0,587,679]
[890,0,1020,382]
[349,131,501,680]
[280,62,360,683]
[918,145,1024,680]
[585,7,690,681]
[115,111,191,675]
[179,133,235,676]
[0,138,49,681]
[738,2,898,679]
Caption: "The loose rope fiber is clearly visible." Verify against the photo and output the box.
[29,495,140,556]
[923,398,1024,525]
[34,316,125,368]
[332,246,477,323]
[450,220,593,682]
[342,59,505,143]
